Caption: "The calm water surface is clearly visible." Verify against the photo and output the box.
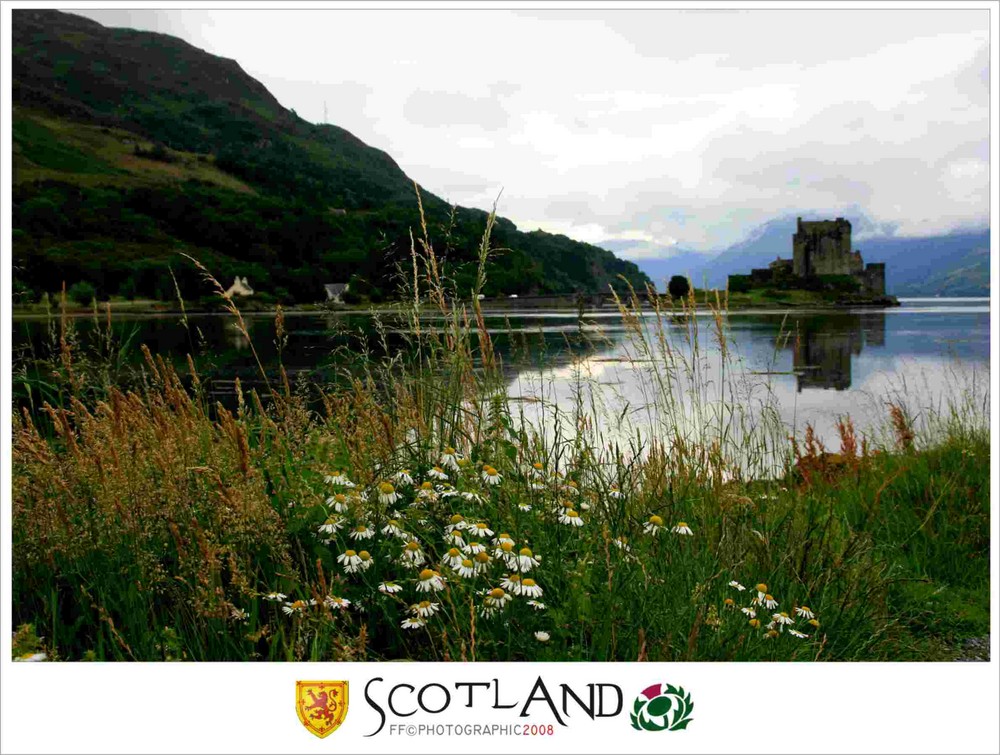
[13,298,990,452]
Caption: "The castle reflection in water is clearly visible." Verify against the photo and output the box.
[786,311,886,391]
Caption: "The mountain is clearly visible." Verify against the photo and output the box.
[633,216,990,297]
[11,10,649,304]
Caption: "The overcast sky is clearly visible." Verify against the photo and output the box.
[75,8,990,256]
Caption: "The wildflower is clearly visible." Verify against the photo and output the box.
[612,536,631,552]
[349,523,375,541]
[513,547,540,573]
[440,446,460,470]
[527,600,547,611]
[482,465,502,485]
[445,514,466,533]
[394,469,414,486]
[788,629,810,639]
[755,583,768,602]
[460,491,485,504]
[338,549,363,573]
[282,600,310,616]
[534,631,550,642]
[417,569,447,593]
[808,618,821,629]
[318,515,344,535]
[723,598,735,607]
[518,503,533,512]
[416,482,438,502]
[748,618,761,628]
[562,480,580,495]
[264,592,286,601]
[772,612,795,627]
[439,486,460,500]
[728,581,746,592]
[457,457,471,469]
[324,596,351,610]
[609,485,623,499]
[378,581,402,594]
[519,578,544,598]
[401,617,425,630]
[428,466,449,481]
[643,515,665,535]
[741,607,757,619]
[412,600,440,618]
[456,559,477,578]
[500,573,523,594]
[493,533,515,547]
[464,541,487,555]
[765,629,780,639]
[442,547,465,570]
[15,653,47,662]
[400,540,425,566]
[494,541,516,564]
[473,551,492,574]
[763,594,779,610]
[484,587,512,608]
[558,509,584,527]
[444,531,466,548]
[795,605,815,620]
[468,522,494,539]
[327,493,350,513]
[357,550,374,572]
[672,521,694,536]
[231,607,249,621]
[377,482,400,506]
[325,471,353,486]
[381,519,407,538]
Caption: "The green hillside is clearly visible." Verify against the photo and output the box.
[12,10,649,304]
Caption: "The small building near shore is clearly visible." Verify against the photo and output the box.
[224,276,254,298]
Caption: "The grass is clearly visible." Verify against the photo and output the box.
[10,199,990,662]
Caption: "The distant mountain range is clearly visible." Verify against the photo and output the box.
[629,216,990,297]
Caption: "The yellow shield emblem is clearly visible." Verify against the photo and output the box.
[295,680,349,738]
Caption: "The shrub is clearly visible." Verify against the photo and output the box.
[668,275,691,298]
[67,281,97,306]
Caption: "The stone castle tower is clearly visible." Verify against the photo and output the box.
[792,217,885,295]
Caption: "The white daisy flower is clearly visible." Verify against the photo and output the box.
[231,607,248,621]
[795,605,816,620]
[326,493,350,513]
[528,461,546,479]
[393,469,414,486]
[441,548,465,570]
[15,653,47,662]
[416,482,438,502]
[377,581,402,595]
[519,578,544,598]
[439,486,460,500]
[513,547,540,573]
[464,541,487,555]
[493,533,515,547]
[445,514,467,533]
[672,521,694,536]
[356,550,374,572]
[562,480,580,496]
[558,509,584,527]
[264,592,286,601]
[518,503,533,512]
[527,600,547,611]
[500,573,523,594]
[481,465,502,486]
[472,551,493,575]
[427,466,449,481]
[324,595,351,610]
[440,446,460,470]
[282,599,310,616]
[460,491,484,504]
[612,536,631,552]
[317,515,344,534]
[456,559,477,578]
[741,607,757,618]
[468,522,494,539]
[412,600,440,618]
[530,482,546,491]
[381,519,407,538]
[400,540,425,566]
[337,549,363,573]
[324,471,352,486]
[493,541,517,566]
[534,631,550,642]
[643,515,665,535]
[401,617,426,630]
[349,523,375,541]
[608,485,624,499]
[444,531,466,548]
[728,580,746,592]
[788,629,810,639]
[754,583,769,603]
[376,482,401,506]
[763,594,779,610]
[417,569,447,592]
[484,587,512,608]
[772,612,795,626]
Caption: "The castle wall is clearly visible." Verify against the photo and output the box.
[793,217,856,276]
[859,263,885,296]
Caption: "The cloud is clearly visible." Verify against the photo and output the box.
[73,8,991,255]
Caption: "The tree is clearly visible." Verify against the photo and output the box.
[668,275,691,299]
[68,281,97,306]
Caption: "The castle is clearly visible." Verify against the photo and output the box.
[729,217,886,297]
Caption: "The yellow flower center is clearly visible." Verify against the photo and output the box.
[387,519,399,527]
[748,619,760,628]
[450,514,464,524]
[648,515,664,526]
[419,569,436,581]
[724,598,734,606]
[378,482,395,494]
[334,494,346,503]
[461,559,473,568]
[765,594,775,601]
[359,551,371,560]
[809,619,820,627]
[345,550,357,558]
[522,578,537,587]
[355,525,368,533]
[498,533,511,540]
[519,547,533,557]
[801,605,811,612]
[676,521,688,528]
[418,600,432,609]
[324,517,337,525]
[483,466,497,475]
[433,466,445,474]
[474,552,490,563]
[447,548,461,557]
[421,481,433,490]
[507,574,521,583]
[533,462,544,470]
[500,542,514,553]
[474,523,488,531]
[405,541,420,552]
[565,510,579,518]
[458,458,469,467]
[567,480,578,488]
[779,612,789,618]
[756,583,768,593]
[292,600,306,609]
[767,629,779,638]
[489,588,506,599]
[445,446,455,454]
